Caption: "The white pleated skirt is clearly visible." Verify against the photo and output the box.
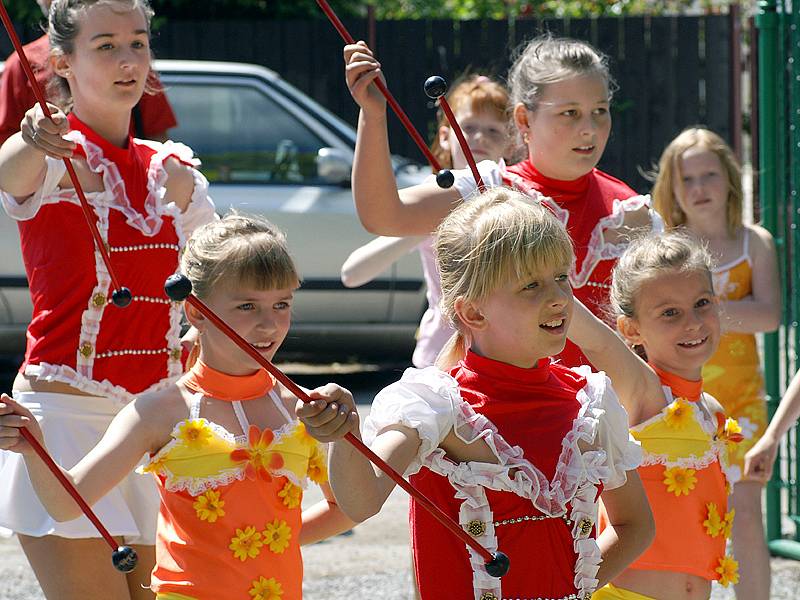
[0,391,158,545]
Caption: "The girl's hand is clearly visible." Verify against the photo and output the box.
[296,383,359,443]
[743,435,779,483]
[343,41,386,116]
[19,102,75,159]
[0,394,44,455]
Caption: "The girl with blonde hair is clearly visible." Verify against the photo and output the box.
[0,213,358,600]
[329,188,654,600]
[652,127,778,599]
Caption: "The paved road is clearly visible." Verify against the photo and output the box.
[1,364,799,599]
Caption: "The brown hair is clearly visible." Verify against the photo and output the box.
[652,127,743,236]
[429,74,510,170]
[47,0,156,110]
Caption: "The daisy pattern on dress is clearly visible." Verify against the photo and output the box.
[229,526,263,561]
[262,519,292,554]
[249,576,283,600]
[663,466,697,497]
[193,490,225,523]
[716,555,740,587]
[177,419,213,449]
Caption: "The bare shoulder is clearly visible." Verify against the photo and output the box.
[132,383,191,434]
[747,223,776,252]
[701,392,725,417]
[163,156,195,210]
[275,381,301,421]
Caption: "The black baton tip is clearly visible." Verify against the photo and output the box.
[110,287,132,308]
[424,75,448,99]
[112,545,138,573]
[484,551,510,577]
[435,169,455,189]
[164,274,193,301]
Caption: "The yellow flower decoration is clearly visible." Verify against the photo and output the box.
[249,576,283,600]
[703,503,723,537]
[177,419,213,449]
[664,398,693,429]
[193,490,225,523]
[293,422,317,447]
[278,481,302,509]
[663,466,697,497]
[307,445,328,484]
[229,526,263,562]
[716,555,740,587]
[722,509,735,539]
[262,519,292,554]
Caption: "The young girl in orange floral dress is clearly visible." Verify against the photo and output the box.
[0,213,357,600]
[568,231,743,600]
[652,127,778,599]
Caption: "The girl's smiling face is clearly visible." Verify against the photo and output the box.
[465,261,574,369]
[188,282,296,376]
[514,73,611,181]
[618,269,720,381]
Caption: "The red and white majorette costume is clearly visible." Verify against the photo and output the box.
[364,351,642,600]
[0,113,216,403]
[454,160,663,368]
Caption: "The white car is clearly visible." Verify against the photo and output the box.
[0,60,428,360]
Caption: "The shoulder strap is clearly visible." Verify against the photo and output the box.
[189,392,203,419]
[231,401,250,433]
[743,227,751,260]
[270,389,295,425]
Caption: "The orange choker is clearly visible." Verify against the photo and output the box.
[182,360,275,401]
[650,364,702,402]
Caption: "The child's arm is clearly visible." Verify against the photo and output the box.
[0,392,168,522]
[341,235,426,288]
[344,41,464,236]
[568,301,663,422]
[595,471,655,586]
[718,225,780,333]
[744,369,800,482]
[0,103,75,199]
[328,424,422,522]
[299,481,356,545]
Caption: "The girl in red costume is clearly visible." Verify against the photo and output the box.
[0,1,215,598]
[329,188,655,600]
[569,231,743,600]
[0,213,357,600]
[343,34,662,368]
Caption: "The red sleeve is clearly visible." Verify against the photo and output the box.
[137,83,177,138]
[0,54,35,145]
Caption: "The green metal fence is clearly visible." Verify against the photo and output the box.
[759,0,800,560]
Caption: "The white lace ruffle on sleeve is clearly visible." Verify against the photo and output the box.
[570,366,643,490]
[0,154,69,220]
[363,366,457,477]
[451,159,507,200]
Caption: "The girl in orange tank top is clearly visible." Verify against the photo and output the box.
[0,214,358,599]
[651,127,778,600]
[568,231,743,600]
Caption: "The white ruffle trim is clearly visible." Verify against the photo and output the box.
[365,365,641,599]
[142,419,304,496]
[15,133,215,390]
[24,362,179,406]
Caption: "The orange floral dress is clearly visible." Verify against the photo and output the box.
[620,368,741,587]
[702,229,768,480]
[142,383,327,600]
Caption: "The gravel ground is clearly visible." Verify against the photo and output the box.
[2,397,800,599]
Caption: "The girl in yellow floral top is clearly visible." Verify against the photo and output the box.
[652,128,779,600]
[0,213,357,600]
[568,231,742,600]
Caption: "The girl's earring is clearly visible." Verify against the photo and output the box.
[522,132,530,144]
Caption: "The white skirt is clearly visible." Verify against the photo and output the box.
[0,391,159,545]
